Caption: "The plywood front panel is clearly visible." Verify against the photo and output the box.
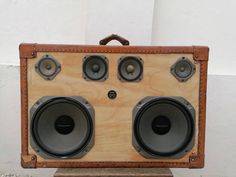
[27,52,200,163]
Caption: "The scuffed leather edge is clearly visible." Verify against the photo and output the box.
[20,58,28,155]
[21,154,37,168]
[193,46,209,61]
[19,43,37,59]
[19,43,194,54]
[189,50,209,168]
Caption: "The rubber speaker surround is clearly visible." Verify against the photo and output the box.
[133,97,194,158]
[118,56,143,81]
[31,97,93,158]
[83,55,108,81]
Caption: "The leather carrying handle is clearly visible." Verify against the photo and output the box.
[99,34,130,46]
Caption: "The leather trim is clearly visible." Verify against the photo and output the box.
[189,60,208,168]
[20,44,209,168]
[20,58,28,155]
[19,43,195,57]
[36,161,190,168]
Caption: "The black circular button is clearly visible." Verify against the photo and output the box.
[108,90,117,99]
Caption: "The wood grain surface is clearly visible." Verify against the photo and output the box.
[27,52,200,163]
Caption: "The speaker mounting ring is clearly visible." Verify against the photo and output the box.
[118,56,143,82]
[170,57,196,82]
[83,55,108,81]
[35,55,61,80]
[132,96,195,159]
[30,96,95,159]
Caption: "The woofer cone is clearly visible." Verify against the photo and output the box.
[133,97,195,158]
[31,97,94,158]
[83,55,108,81]
[118,56,143,81]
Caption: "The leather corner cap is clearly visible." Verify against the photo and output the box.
[189,154,205,169]
[193,46,209,61]
[21,154,37,168]
[19,43,37,59]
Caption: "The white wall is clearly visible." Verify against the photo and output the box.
[0,0,236,176]
[152,0,236,75]
[0,0,154,65]
[85,0,154,45]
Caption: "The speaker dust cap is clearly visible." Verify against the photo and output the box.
[35,55,61,80]
[118,56,143,82]
[30,96,95,159]
[132,96,195,159]
[83,55,108,81]
[171,57,196,82]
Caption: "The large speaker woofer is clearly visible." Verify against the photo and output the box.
[35,55,61,80]
[30,96,94,159]
[171,57,196,82]
[118,56,143,81]
[133,97,195,159]
[83,55,108,81]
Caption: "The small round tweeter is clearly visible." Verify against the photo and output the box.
[118,56,143,82]
[83,55,108,81]
[35,55,61,80]
[133,97,195,159]
[171,57,196,82]
[30,96,95,159]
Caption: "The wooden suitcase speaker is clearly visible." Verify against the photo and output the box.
[20,34,209,168]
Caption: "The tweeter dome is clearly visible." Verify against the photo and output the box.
[171,57,196,82]
[20,34,209,168]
